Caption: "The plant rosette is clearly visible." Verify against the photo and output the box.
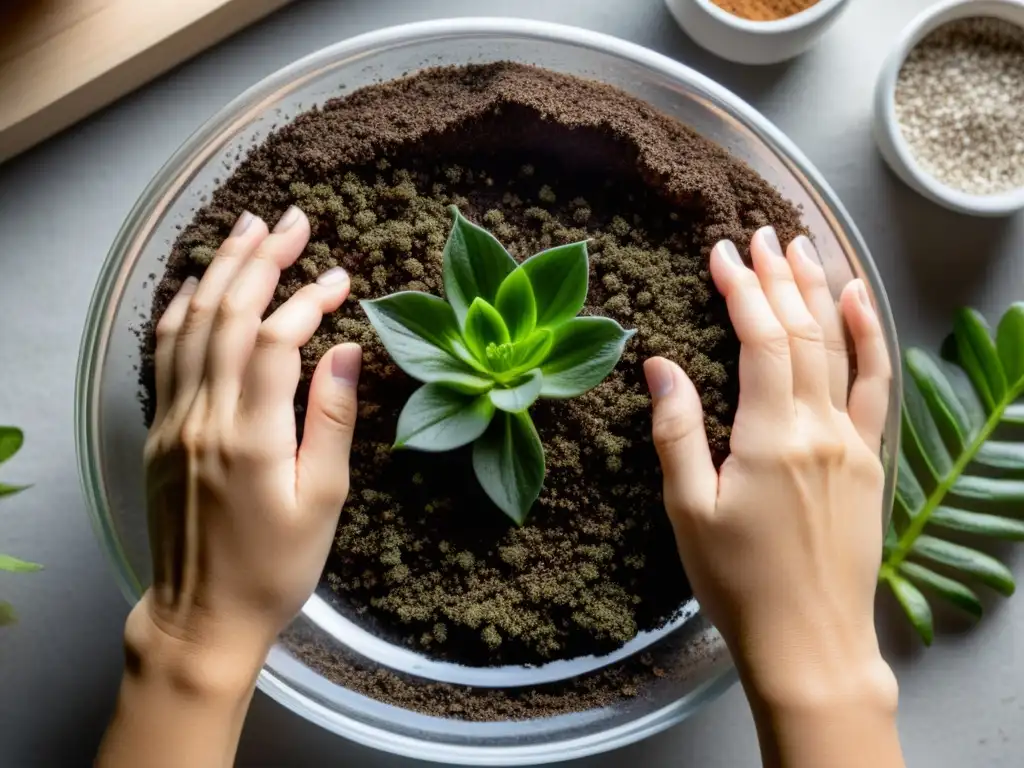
[361,206,635,525]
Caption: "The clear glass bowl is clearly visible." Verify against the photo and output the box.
[76,18,901,766]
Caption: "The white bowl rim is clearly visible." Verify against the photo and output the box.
[877,0,1024,215]
[692,0,849,34]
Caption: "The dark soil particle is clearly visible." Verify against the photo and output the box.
[142,62,804,714]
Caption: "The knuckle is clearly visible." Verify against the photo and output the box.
[179,415,211,455]
[323,397,358,433]
[185,293,218,323]
[155,312,182,342]
[783,434,846,466]
[786,317,824,344]
[215,292,248,325]
[255,322,287,349]
[755,330,791,358]
[652,410,702,450]
[823,336,848,355]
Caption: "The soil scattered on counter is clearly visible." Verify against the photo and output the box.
[141,62,804,700]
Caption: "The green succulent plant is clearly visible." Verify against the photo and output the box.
[361,206,635,524]
[1,425,41,626]
[880,305,1024,645]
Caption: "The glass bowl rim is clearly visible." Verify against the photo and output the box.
[75,17,901,765]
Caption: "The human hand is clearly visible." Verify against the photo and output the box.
[137,206,361,660]
[646,227,896,709]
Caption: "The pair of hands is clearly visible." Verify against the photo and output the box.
[135,207,895,722]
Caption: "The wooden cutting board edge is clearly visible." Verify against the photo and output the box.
[0,0,294,164]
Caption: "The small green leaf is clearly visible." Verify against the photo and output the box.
[899,561,983,619]
[361,293,492,393]
[510,329,554,372]
[540,317,636,399]
[1003,403,1024,424]
[954,308,1006,410]
[0,427,23,465]
[942,361,986,436]
[472,412,545,525]
[885,571,934,645]
[464,298,510,365]
[0,555,43,573]
[0,601,15,626]
[930,506,1024,541]
[394,384,495,451]
[906,348,973,448]
[0,484,29,498]
[902,373,953,480]
[952,475,1024,503]
[895,451,926,521]
[911,535,1015,596]
[490,370,543,414]
[442,206,517,326]
[975,440,1024,472]
[996,303,1024,386]
[521,241,589,329]
[494,268,537,342]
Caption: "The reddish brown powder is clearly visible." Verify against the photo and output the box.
[710,0,820,22]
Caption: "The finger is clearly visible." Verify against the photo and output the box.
[749,227,829,411]
[788,235,849,411]
[208,206,312,392]
[175,212,268,397]
[297,344,362,511]
[646,358,719,531]
[152,276,198,428]
[841,279,892,451]
[710,240,793,412]
[239,267,351,416]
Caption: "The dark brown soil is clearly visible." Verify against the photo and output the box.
[141,62,804,702]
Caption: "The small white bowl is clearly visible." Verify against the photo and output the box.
[665,0,851,65]
[873,0,1024,218]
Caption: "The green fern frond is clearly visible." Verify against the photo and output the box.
[1,425,40,627]
[881,304,1024,644]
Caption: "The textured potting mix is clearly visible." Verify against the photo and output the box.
[142,62,805,717]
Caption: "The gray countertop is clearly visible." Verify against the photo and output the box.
[1,0,1023,765]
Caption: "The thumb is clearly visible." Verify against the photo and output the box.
[297,343,362,510]
[645,357,719,526]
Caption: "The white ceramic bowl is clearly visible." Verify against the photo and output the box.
[665,0,851,65]
[873,0,1024,217]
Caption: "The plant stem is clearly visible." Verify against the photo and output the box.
[889,385,1023,567]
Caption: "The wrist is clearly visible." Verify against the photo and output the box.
[123,593,272,700]
[731,621,898,716]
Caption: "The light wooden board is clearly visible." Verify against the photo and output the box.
[0,0,294,163]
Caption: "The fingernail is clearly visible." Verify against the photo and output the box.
[181,276,199,294]
[713,240,744,268]
[317,266,349,287]
[854,279,872,309]
[331,344,362,387]
[792,235,819,268]
[757,226,783,258]
[230,210,254,236]
[274,205,302,233]
[644,358,675,399]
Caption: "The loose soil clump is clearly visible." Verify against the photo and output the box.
[142,62,804,712]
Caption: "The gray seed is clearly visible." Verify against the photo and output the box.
[895,17,1024,196]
